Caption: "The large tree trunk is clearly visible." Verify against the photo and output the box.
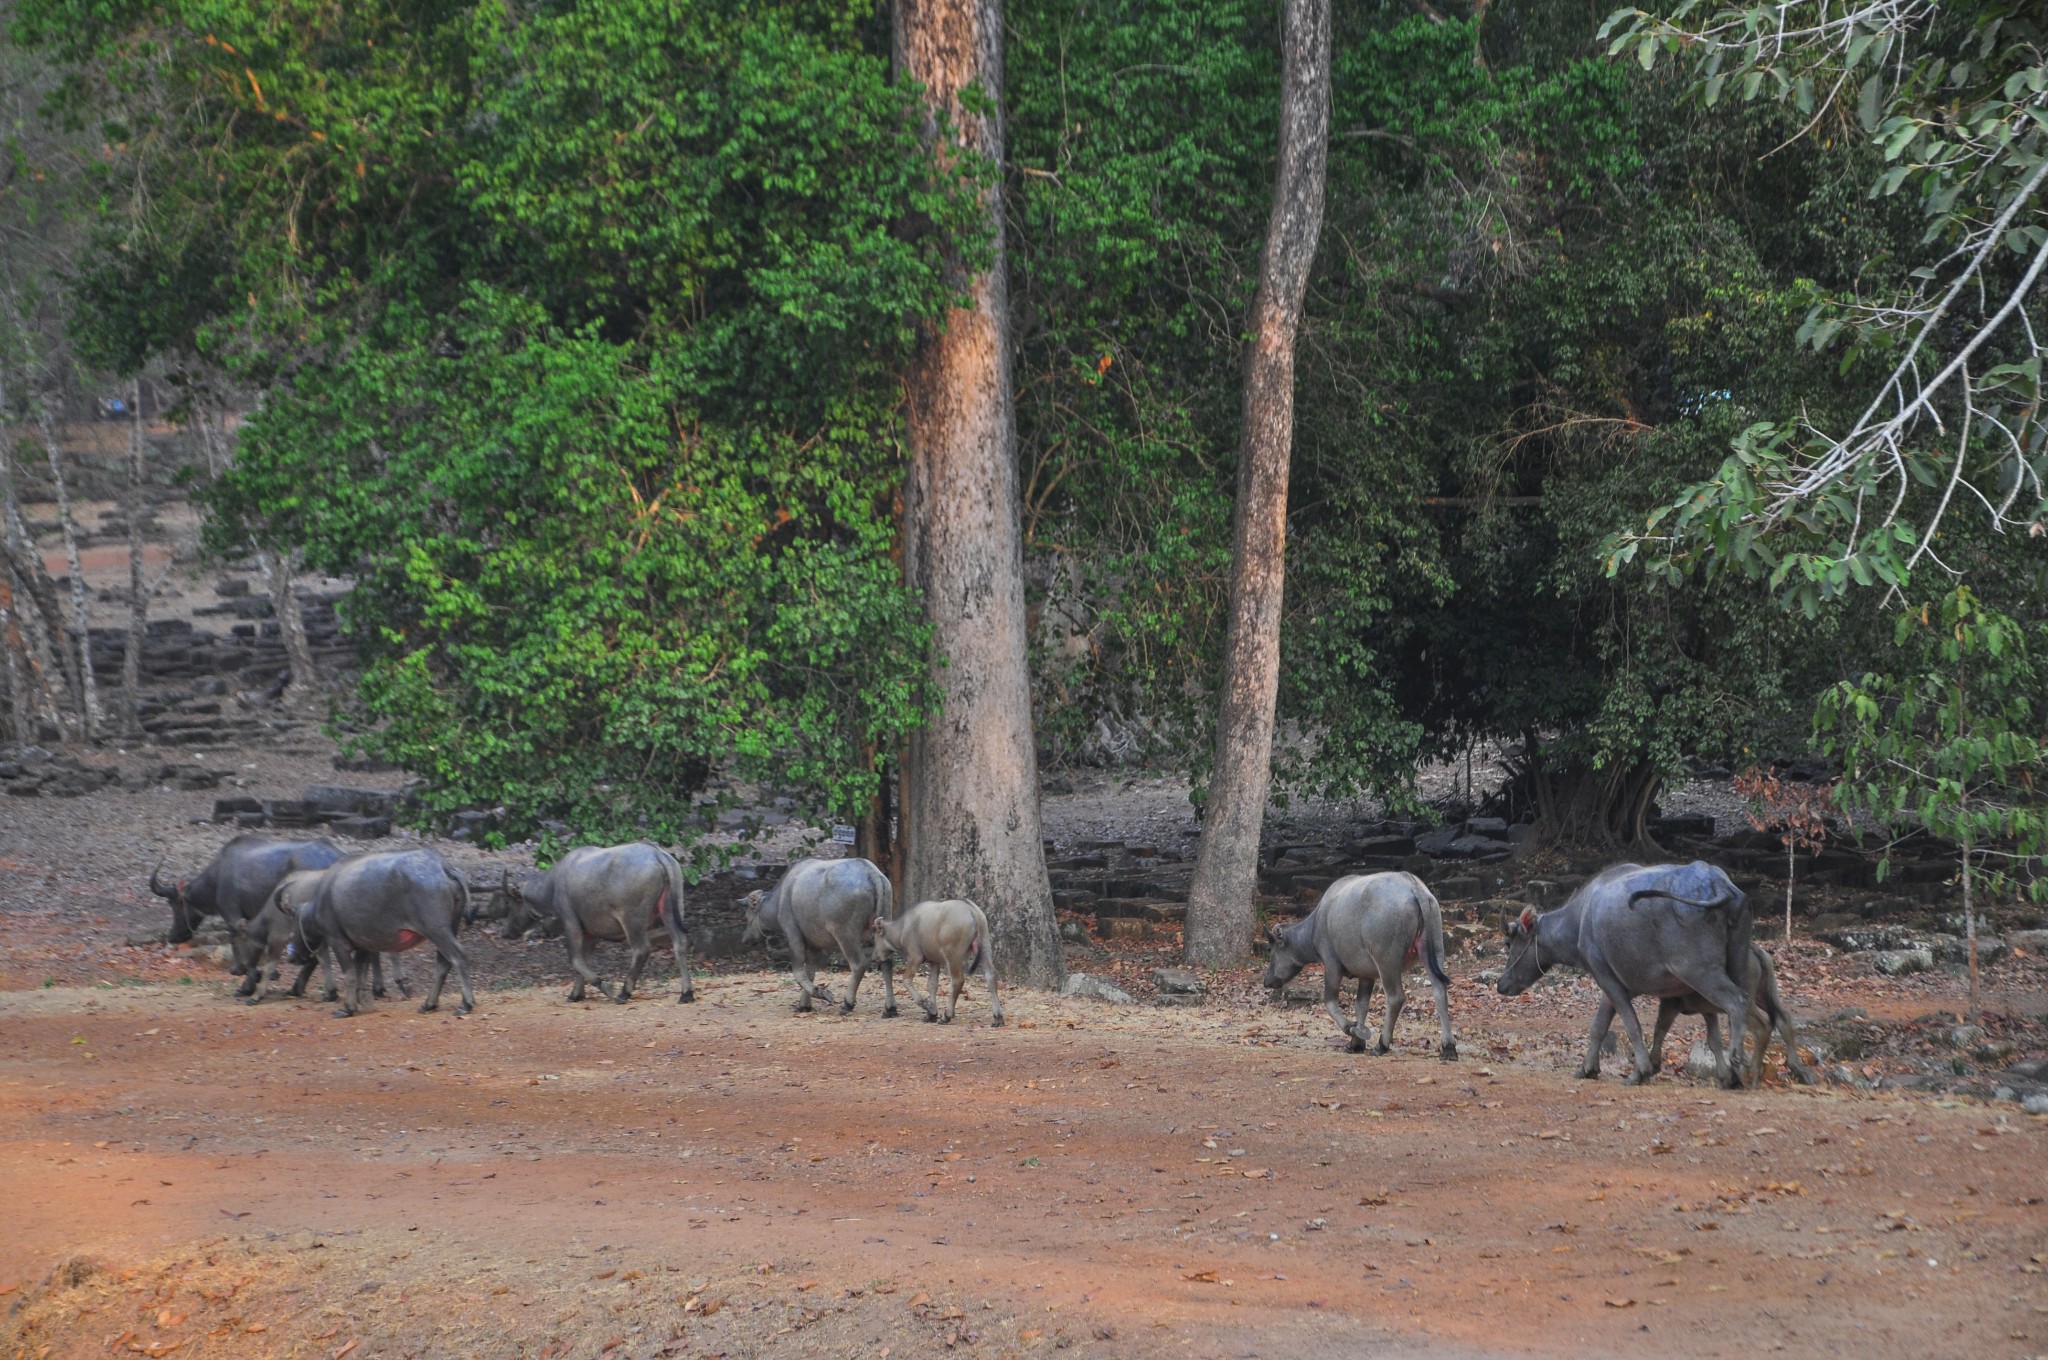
[37,406,102,740]
[121,378,148,732]
[1183,0,1332,968]
[893,0,1061,987]
[260,548,320,698]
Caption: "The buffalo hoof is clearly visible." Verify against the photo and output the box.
[839,1001,856,1015]
[372,987,388,1000]
[321,990,340,1003]
[1345,1034,1366,1054]
[419,1001,439,1013]
[231,964,248,977]
[922,1011,938,1023]
[1575,1065,1601,1080]
[939,1014,955,1025]
[332,1007,353,1019]
[1438,1042,1459,1062]
[243,995,262,1007]
[989,1015,1004,1029]
[678,991,696,1004]
[882,1005,899,1018]
[455,1004,472,1018]
[1372,1039,1392,1056]
[793,1000,813,1014]
[1623,1070,1654,1086]
[613,992,632,1005]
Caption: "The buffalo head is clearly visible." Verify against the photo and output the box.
[150,858,195,942]
[1497,904,1546,996]
[740,890,768,945]
[1261,922,1308,993]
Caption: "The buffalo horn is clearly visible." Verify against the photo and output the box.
[148,858,175,899]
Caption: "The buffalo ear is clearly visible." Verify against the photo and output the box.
[1517,906,1537,932]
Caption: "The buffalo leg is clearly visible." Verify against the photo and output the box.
[1669,966,1751,1089]
[661,889,694,1003]
[983,948,1004,1028]
[1427,966,1456,1061]
[619,919,652,1004]
[370,954,388,1000]
[1580,997,1616,1079]
[386,952,412,1000]
[1649,999,1682,1076]
[1339,975,1370,1054]
[415,918,476,1017]
[942,957,966,1024]
[1582,953,1657,1081]
[880,955,897,1018]
[287,958,317,998]
[917,960,941,1021]
[325,940,354,1016]
[831,927,868,1015]
[788,935,823,1012]
[345,947,375,1017]
[562,917,613,1003]
[1377,968,1407,1056]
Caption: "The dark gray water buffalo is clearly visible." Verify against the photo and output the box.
[1640,943,1815,1086]
[511,842,692,1004]
[150,835,344,955]
[1263,871,1457,1059]
[228,866,407,1005]
[741,857,896,1016]
[871,898,1002,1026]
[302,848,477,1017]
[1498,860,1756,1088]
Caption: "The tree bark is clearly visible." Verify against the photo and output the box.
[122,378,148,732]
[1183,0,1332,967]
[37,406,101,740]
[261,548,319,698]
[894,0,1061,987]
[1,506,77,717]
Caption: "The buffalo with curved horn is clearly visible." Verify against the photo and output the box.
[149,835,346,968]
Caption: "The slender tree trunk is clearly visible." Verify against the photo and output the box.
[893,0,1061,986]
[1183,0,1332,967]
[37,406,100,740]
[260,547,319,697]
[2,504,77,716]
[1785,837,1795,944]
[122,378,148,732]
[0,567,45,742]
[1961,828,1979,1018]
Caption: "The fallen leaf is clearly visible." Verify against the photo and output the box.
[941,1153,963,1162]
[1183,1271,1220,1283]
[907,1292,931,1309]
[1604,1298,1636,1309]
[797,1279,818,1291]
[333,1341,359,1360]
[243,1323,268,1334]
[156,1310,186,1328]
[0,1283,16,1297]
[592,1269,616,1280]
[1020,1328,1044,1341]
[700,1297,725,1316]
[219,1210,249,1220]
[1241,1168,1271,1179]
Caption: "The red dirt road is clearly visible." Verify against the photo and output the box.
[4,972,2046,1360]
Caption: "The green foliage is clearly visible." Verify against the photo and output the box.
[18,0,983,851]
[1816,586,2048,902]
[1602,0,2048,580]
[1008,0,1907,828]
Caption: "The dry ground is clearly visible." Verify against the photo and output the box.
[5,752,2048,1360]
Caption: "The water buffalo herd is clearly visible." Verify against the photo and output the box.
[151,833,1808,1088]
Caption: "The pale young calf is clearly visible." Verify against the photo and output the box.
[871,899,1004,1027]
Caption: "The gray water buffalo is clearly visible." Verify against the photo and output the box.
[1640,943,1816,1086]
[1498,860,1755,1088]
[741,857,896,1016]
[150,835,344,955]
[871,898,1002,1026]
[301,849,476,1017]
[512,842,693,1004]
[228,866,407,1005]
[1263,871,1457,1059]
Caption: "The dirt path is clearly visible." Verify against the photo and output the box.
[3,970,2046,1360]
